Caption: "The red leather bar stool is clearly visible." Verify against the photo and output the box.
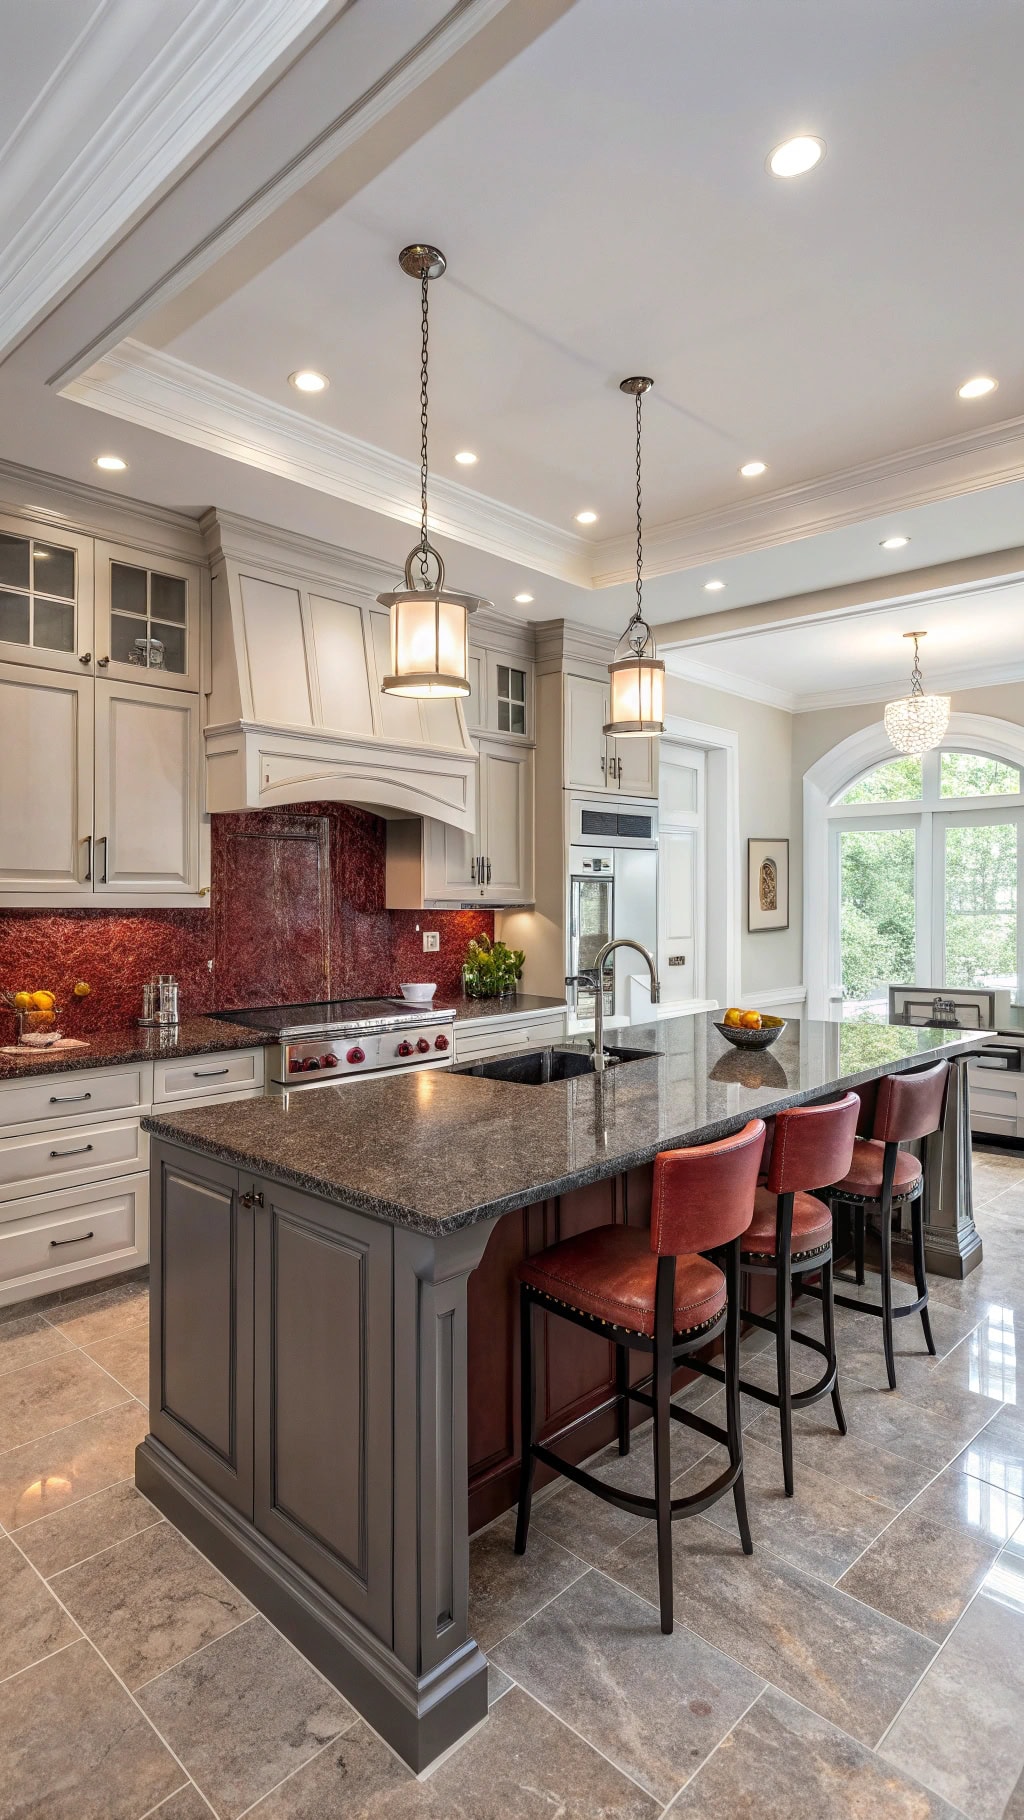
[514,1119,766,1635]
[821,1058,948,1390]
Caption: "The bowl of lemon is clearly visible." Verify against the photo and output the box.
[714,1008,786,1050]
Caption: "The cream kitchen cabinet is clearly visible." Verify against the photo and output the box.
[0,662,205,906]
[563,673,657,797]
[94,540,201,692]
[0,513,94,676]
[386,738,534,908]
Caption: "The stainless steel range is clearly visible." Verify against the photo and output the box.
[211,999,456,1093]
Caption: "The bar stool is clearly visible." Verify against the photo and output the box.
[514,1119,766,1635]
[823,1058,948,1390]
[737,1092,860,1496]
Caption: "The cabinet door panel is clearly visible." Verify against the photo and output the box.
[0,662,93,894]
[564,675,610,791]
[481,743,532,902]
[254,1181,393,1642]
[95,682,199,892]
[0,514,94,675]
[95,542,200,691]
[613,733,658,798]
[149,1145,253,1516]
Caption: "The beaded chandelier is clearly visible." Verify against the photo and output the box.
[884,632,950,755]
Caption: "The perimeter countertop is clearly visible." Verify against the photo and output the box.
[142,1012,980,1236]
[0,1016,272,1081]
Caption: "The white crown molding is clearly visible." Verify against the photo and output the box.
[590,414,1024,587]
[63,339,593,584]
[0,457,206,558]
[0,0,349,361]
[667,654,798,712]
[667,649,1024,717]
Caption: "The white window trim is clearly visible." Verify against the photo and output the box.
[804,712,1024,1018]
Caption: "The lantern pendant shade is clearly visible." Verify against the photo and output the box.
[606,652,666,735]
[377,574,479,697]
[884,631,950,755]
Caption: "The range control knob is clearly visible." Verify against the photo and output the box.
[322,1053,338,1068]
[288,1056,303,1073]
[416,1036,431,1054]
[397,1040,414,1057]
[434,1033,450,1051]
[302,1056,321,1071]
[346,1046,366,1065]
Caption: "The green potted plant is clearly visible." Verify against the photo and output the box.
[461,934,525,999]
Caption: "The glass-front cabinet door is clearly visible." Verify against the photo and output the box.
[94,541,201,690]
[0,516,94,674]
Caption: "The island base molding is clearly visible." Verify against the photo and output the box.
[135,1436,488,1773]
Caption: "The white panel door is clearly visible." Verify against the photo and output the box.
[0,662,93,895]
[481,743,533,902]
[94,682,199,893]
[660,828,698,999]
[564,675,610,791]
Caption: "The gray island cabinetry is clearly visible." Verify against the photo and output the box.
[138,1013,979,1772]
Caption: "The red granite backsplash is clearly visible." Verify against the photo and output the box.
[0,804,493,1037]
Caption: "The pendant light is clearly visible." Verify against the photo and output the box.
[604,377,665,737]
[884,631,950,755]
[378,245,490,697]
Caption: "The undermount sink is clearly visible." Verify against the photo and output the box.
[454,1045,658,1086]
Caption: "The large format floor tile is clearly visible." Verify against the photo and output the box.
[532,1421,717,1569]
[956,1401,1024,1491]
[136,1614,357,1818]
[491,1567,763,1804]
[469,1510,588,1651]
[605,1516,935,1745]
[0,1399,148,1531]
[51,1521,254,1689]
[790,1374,1000,1474]
[882,1552,1024,1819]
[667,1685,961,1818]
[15,1479,163,1578]
[0,1637,183,1820]
[0,1350,128,1452]
[0,1314,73,1381]
[245,1691,660,1819]
[78,1326,149,1401]
[0,1535,79,1681]
[47,1279,149,1349]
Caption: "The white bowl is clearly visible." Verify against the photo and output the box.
[399,982,437,1005]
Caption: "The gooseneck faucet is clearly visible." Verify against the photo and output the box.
[588,938,660,1073]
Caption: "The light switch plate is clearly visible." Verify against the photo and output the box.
[423,930,440,952]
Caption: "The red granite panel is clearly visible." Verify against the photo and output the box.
[0,803,494,1034]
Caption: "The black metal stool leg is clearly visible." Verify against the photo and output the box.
[653,1257,675,1634]
[911,1194,936,1355]
[820,1254,847,1434]
[616,1343,631,1454]
[776,1249,794,1495]
[854,1203,865,1285]
[514,1289,537,1554]
[879,1195,897,1391]
[724,1239,752,1554]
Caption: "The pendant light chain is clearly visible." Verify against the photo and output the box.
[909,633,924,698]
[418,267,430,581]
[632,386,644,635]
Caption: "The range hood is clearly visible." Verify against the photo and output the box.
[201,512,476,832]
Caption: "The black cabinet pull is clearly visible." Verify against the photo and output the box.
[239,1189,264,1209]
[49,1143,94,1159]
[193,1067,230,1078]
[51,1231,94,1248]
[49,1091,92,1104]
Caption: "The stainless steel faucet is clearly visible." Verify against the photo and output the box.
[589,938,660,1073]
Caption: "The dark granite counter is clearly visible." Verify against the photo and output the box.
[434,992,567,1022]
[0,1015,271,1081]
[142,1012,979,1235]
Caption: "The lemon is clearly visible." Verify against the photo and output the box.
[13,991,32,1011]
[73,981,91,998]
[31,990,55,1011]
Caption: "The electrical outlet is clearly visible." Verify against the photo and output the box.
[423,930,440,953]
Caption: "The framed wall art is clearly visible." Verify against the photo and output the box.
[748,837,789,932]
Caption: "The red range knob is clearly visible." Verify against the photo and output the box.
[416,1037,431,1054]
[322,1053,338,1068]
[397,1040,414,1057]
[346,1046,365,1064]
[288,1057,303,1073]
[434,1033,450,1051]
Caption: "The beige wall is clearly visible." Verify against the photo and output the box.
[666,673,802,996]
[791,680,1024,780]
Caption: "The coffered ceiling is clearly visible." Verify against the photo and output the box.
[3,0,1024,677]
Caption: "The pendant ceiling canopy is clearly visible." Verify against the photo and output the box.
[378,245,489,699]
[604,376,665,738]
[884,632,951,755]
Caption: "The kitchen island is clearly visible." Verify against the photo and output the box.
[137,1013,980,1771]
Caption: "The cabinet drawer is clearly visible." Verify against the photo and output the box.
[454,1014,566,1062]
[0,1117,145,1202]
[0,1173,147,1299]
[0,1065,147,1132]
[153,1048,264,1103]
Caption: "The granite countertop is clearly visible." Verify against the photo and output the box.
[142,1012,980,1236]
[0,1015,272,1081]
[434,993,567,1022]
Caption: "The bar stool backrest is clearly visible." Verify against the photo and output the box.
[872,1059,949,1145]
[650,1120,766,1257]
[765,1091,859,1195]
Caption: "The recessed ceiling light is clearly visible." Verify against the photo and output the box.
[768,135,826,177]
[880,535,910,550]
[739,460,767,478]
[704,579,726,591]
[454,450,478,465]
[957,375,997,400]
[575,510,598,525]
[514,592,534,604]
[94,455,127,471]
[288,369,329,393]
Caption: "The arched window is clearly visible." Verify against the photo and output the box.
[827,744,1023,1019]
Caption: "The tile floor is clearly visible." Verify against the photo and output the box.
[2,1147,1024,1817]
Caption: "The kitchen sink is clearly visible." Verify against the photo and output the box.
[454,1044,658,1086]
